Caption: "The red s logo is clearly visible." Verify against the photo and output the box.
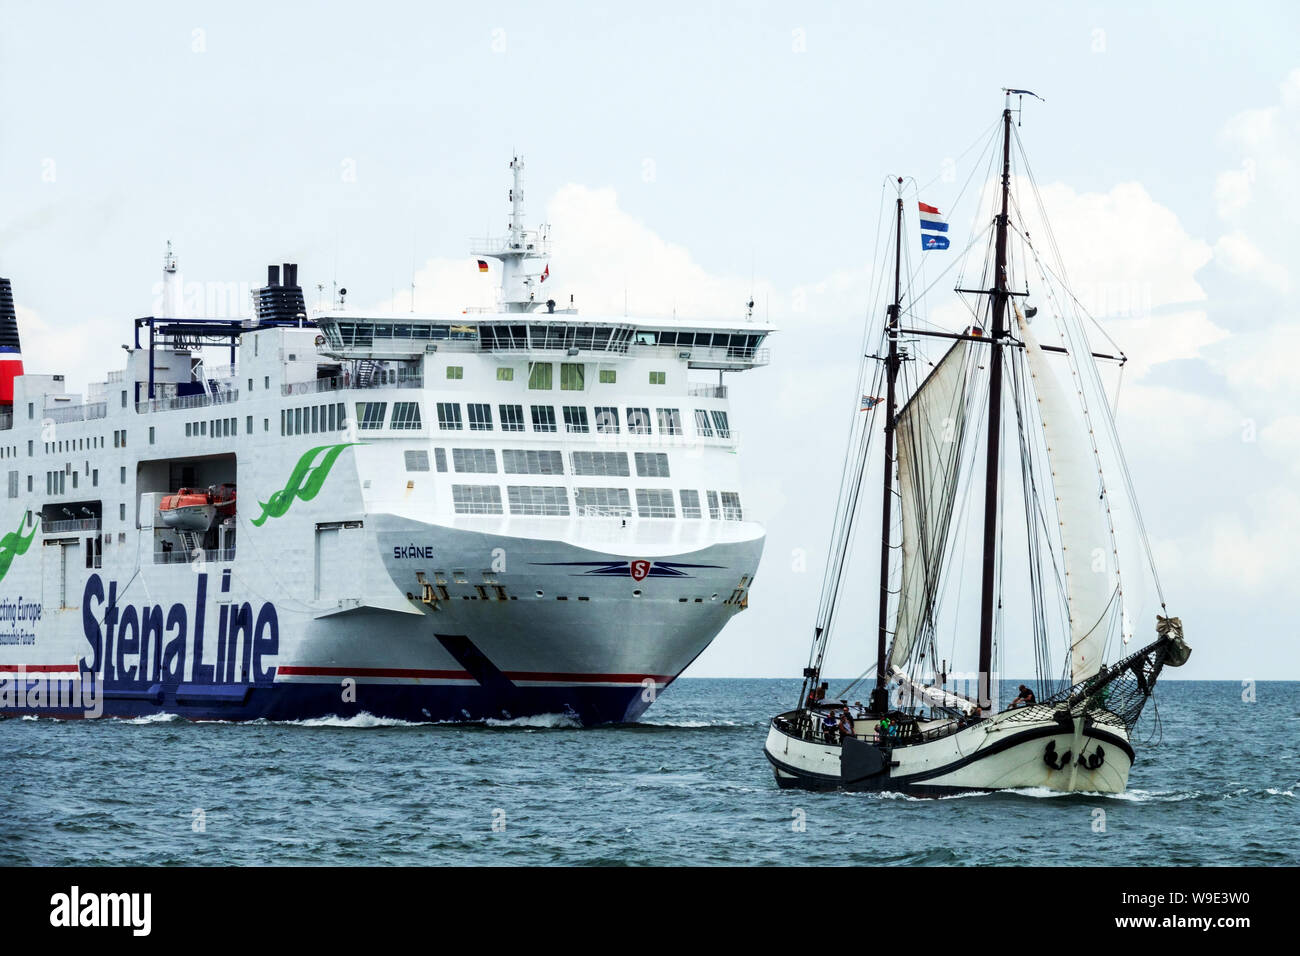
[630,560,651,582]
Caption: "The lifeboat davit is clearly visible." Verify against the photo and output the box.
[159,487,216,532]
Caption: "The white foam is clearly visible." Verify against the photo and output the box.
[121,712,181,725]
[484,712,582,729]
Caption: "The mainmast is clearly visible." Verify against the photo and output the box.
[870,184,904,714]
[975,100,1014,708]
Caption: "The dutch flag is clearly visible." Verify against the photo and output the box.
[919,201,950,250]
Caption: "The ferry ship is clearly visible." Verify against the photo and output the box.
[0,158,771,724]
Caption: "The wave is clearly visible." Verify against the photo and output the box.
[483,712,583,729]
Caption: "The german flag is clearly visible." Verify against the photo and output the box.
[476,260,489,273]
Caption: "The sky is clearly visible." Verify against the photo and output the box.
[2,1,1298,680]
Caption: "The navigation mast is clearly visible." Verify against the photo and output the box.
[470,156,552,313]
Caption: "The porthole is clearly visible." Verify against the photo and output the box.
[632,588,642,598]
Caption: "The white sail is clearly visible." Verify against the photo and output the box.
[889,340,973,670]
[1015,311,1117,683]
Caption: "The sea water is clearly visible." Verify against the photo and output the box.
[2,679,1295,866]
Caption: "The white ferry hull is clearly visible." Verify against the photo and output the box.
[2,511,762,725]
[763,709,1133,796]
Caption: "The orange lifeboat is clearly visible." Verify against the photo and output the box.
[158,487,216,532]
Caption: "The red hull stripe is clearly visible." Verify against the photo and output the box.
[275,665,673,684]
[0,663,78,672]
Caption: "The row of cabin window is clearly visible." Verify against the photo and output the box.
[444,364,659,390]
[39,436,107,456]
[185,417,240,438]
[449,484,743,520]
[405,448,671,479]
[414,402,726,438]
[280,403,350,437]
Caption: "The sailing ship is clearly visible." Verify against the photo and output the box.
[763,92,1191,795]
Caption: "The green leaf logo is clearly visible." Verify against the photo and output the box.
[251,442,358,527]
[0,512,38,585]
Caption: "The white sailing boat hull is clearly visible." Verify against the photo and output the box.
[764,707,1133,796]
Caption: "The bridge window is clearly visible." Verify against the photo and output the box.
[498,404,525,432]
[356,402,388,430]
[680,489,702,518]
[721,491,743,520]
[562,406,589,433]
[528,362,553,390]
[635,488,676,518]
[707,490,721,519]
[571,451,629,477]
[497,367,514,382]
[560,363,584,391]
[436,402,463,431]
[634,452,670,478]
[530,405,556,433]
[649,371,666,385]
[405,450,430,472]
[391,402,422,430]
[694,409,714,437]
[446,366,464,380]
[599,369,616,384]
[502,449,564,475]
[594,406,620,434]
[711,410,732,438]
[451,484,502,515]
[507,485,570,516]
[626,407,651,435]
[656,408,682,436]
[467,403,492,431]
[453,448,498,474]
[574,487,631,517]
[434,448,448,472]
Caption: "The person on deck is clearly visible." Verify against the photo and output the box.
[821,710,838,743]
[838,708,854,738]
[1010,685,1036,708]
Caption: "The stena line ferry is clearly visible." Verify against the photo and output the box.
[0,157,770,724]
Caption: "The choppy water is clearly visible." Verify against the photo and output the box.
[2,679,1296,865]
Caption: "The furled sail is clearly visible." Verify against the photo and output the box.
[1015,310,1117,683]
[889,339,973,670]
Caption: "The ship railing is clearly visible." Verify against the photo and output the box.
[135,387,239,414]
[153,547,236,566]
[44,401,109,424]
[281,375,424,396]
[41,517,101,533]
[573,506,635,519]
[107,370,125,384]
[687,384,728,399]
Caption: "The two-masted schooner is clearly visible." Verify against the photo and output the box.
[764,91,1191,795]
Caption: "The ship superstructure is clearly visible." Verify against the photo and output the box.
[0,158,771,723]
